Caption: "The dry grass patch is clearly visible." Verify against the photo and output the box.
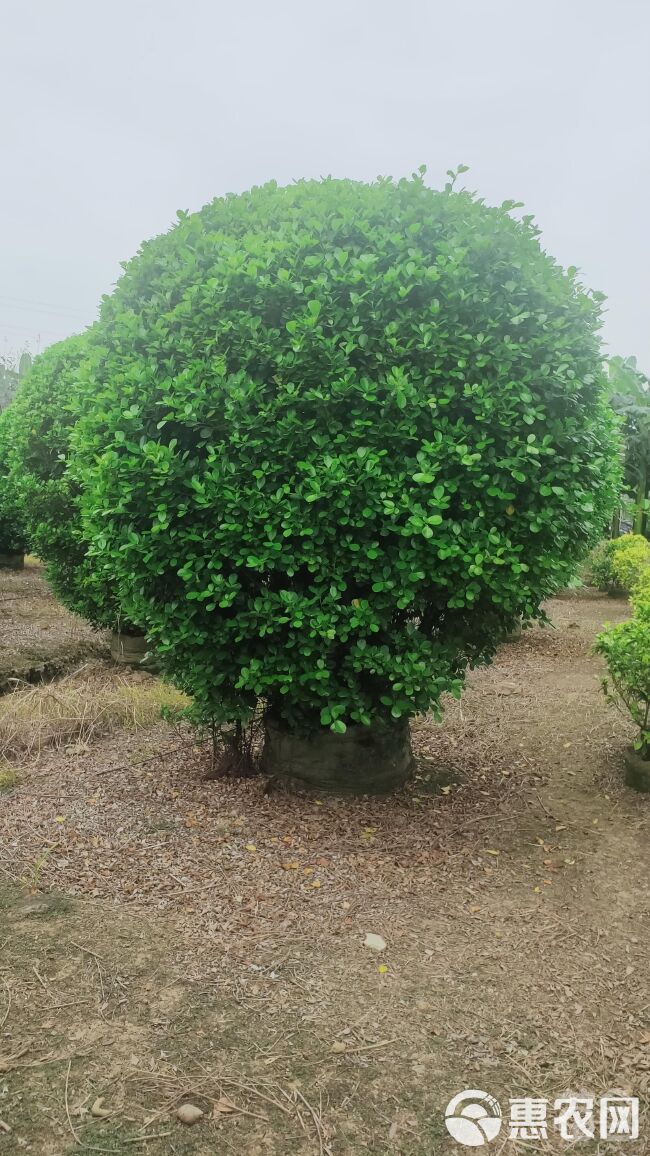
[0,663,188,760]
[0,764,19,790]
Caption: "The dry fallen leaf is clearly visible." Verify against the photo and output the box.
[213,1098,235,1117]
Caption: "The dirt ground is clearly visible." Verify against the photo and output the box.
[1,586,649,1154]
[0,565,107,692]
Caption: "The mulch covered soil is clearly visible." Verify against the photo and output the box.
[1,589,649,1154]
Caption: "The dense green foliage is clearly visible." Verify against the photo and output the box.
[9,336,119,626]
[596,536,650,760]
[606,355,650,534]
[585,534,650,593]
[0,407,27,554]
[597,604,650,757]
[631,568,650,612]
[610,534,650,592]
[583,540,615,590]
[73,174,619,733]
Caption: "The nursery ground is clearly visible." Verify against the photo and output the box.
[0,564,107,693]
[1,587,649,1154]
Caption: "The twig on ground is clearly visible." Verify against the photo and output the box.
[534,789,557,821]
[294,1089,332,1156]
[64,1059,82,1146]
[42,999,94,1011]
[32,965,52,998]
[0,1045,29,1072]
[70,938,102,957]
[0,980,11,1031]
[341,1037,399,1055]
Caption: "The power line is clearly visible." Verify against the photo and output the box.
[0,320,77,338]
[0,295,93,320]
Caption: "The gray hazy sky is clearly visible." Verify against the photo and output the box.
[2,0,649,369]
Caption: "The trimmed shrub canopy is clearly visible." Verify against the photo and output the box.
[74,174,619,731]
[9,335,120,627]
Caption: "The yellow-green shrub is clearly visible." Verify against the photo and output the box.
[584,535,650,592]
[631,568,650,611]
[611,534,650,593]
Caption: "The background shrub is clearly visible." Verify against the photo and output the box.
[610,534,650,593]
[0,407,27,555]
[632,568,650,611]
[597,606,650,756]
[582,540,616,590]
[584,534,650,593]
[74,175,620,735]
[9,336,122,627]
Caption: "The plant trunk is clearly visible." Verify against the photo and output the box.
[110,629,154,669]
[634,458,647,535]
[261,716,414,794]
[624,746,650,792]
[0,552,24,570]
[503,617,523,642]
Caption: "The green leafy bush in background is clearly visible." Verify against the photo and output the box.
[9,336,122,626]
[610,534,650,593]
[582,539,616,590]
[631,569,650,611]
[585,534,650,594]
[0,407,27,556]
[72,173,619,745]
[597,606,650,757]
[596,537,650,774]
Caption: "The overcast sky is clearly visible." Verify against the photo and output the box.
[2,0,648,370]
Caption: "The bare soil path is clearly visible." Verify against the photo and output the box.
[1,589,649,1154]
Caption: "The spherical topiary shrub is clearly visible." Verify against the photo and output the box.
[74,174,619,790]
[9,335,122,626]
[0,406,27,567]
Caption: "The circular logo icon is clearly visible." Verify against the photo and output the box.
[444,1090,503,1147]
